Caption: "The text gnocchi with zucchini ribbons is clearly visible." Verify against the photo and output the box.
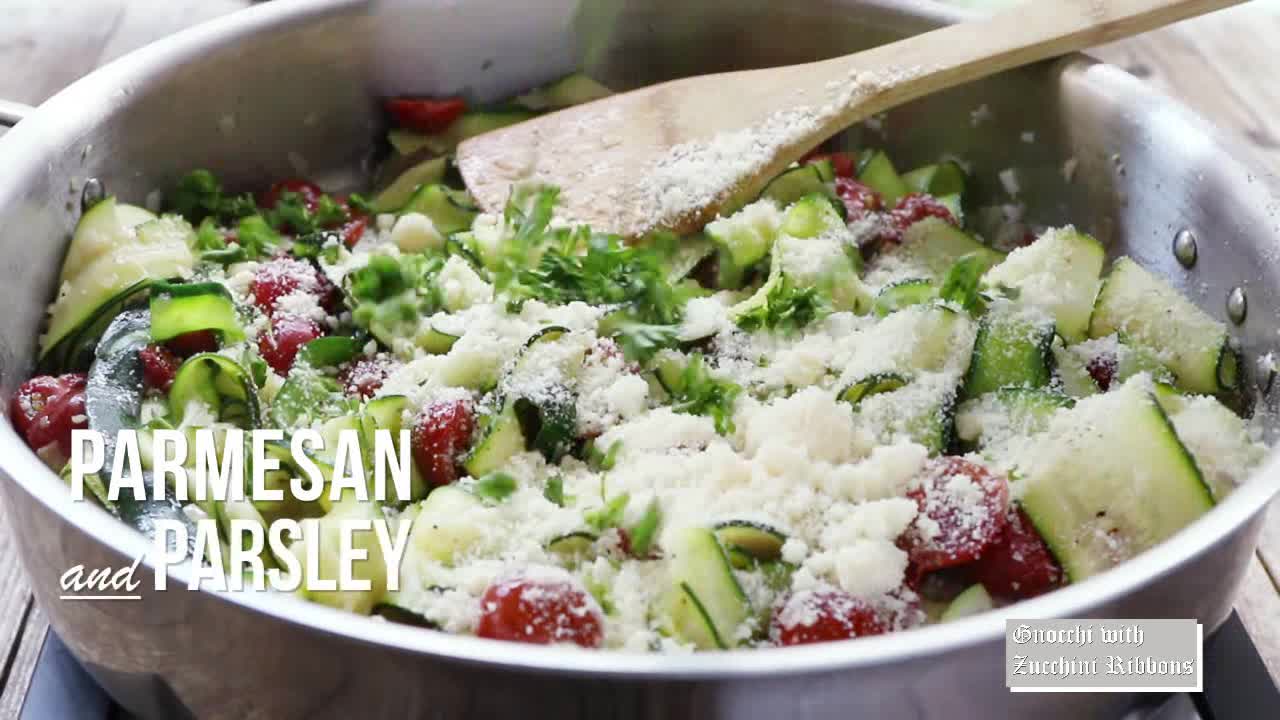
[14,72,1267,651]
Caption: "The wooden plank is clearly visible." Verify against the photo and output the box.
[1234,555,1280,683]
[0,495,35,683]
[0,603,46,719]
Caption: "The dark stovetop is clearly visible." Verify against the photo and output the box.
[18,613,1279,720]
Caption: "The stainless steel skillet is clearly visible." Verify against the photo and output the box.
[0,1,1275,718]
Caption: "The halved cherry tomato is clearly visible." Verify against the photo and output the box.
[10,373,88,461]
[139,345,181,391]
[338,214,368,249]
[261,179,324,212]
[970,507,1063,599]
[385,97,467,135]
[805,151,858,179]
[891,193,956,230]
[834,177,884,223]
[410,398,476,487]
[1086,352,1117,392]
[250,257,323,316]
[771,588,888,646]
[476,574,604,648]
[903,457,1010,576]
[339,357,394,399]
[868,193,961,251]
[165,329,219,357]
[258,315,324,375]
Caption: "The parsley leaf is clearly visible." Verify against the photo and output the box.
[669,353,741,435]
[473,472,517,503]
[168,169,258,225]
[194,218,226,251]
[585,492,630,532]
[610,318,681,364]
[346,193,376,215]
[491,185,691,347]
[735,277,831,334]
[521,233,687,323]
[235,215,282,260]
[347,253,447,345]
[627,499,661,557]
[192,218,247,265]
[543,474,566,507]
[939,252,989,313]
[586,439,623,472]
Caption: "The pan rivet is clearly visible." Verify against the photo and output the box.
[1227,287,1247,325]
[81,178,104,212]
[1172,229,1197,268]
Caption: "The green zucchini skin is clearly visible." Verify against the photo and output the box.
[962,305,1055,399]
[400,184,480,234]
[461,404,525,478]
[874,279,935,317]
[760,163,837,212]
[85,309,196,550]
[38,279,151,374]
[1088,257,1235,395]
[903,160,967,199]
[664,527,751,650]
[149,280,244,344]
[85,309,152,456]
[713,521,787,562]
[857,150,909,206]
[1018,381,1214,582]
[169,353,261,429]
[838,372,912,407]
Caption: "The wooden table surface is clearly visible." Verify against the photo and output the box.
[0,0,1276,714]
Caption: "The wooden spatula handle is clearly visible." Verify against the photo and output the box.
[458,0,1243,237]
[812,0,1244,138]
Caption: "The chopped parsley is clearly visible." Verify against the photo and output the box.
[669,353,741,435]
[939,252,989,313]
[492,185,692,362]
[168,169,258,225]
[347,253,447,343]
[585,492,630,532]
[735,277,831,334]
[627,500,661,557]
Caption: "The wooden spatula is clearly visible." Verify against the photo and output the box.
[457,0,1241,238]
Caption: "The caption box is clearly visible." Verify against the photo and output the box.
[1005,619,1202,692]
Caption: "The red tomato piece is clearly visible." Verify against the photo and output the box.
[410,398,476,487]
[903,457,1010,575]
[476,573,604,648]
[891,193,957,231]
[970,507,1063,599]
[834,177,884,223]
[771,588,888,646]
[1086,352,1117,392]
[338,214,368,248]
[338,357,393,399]
[164,329,220,357]
[258,315,324,375]
[806,151,858,178]
[250,257,323,316]
[10,373,88,460]
[261,178,324,212]
[385,97,467,135]
[138,345,181,391]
